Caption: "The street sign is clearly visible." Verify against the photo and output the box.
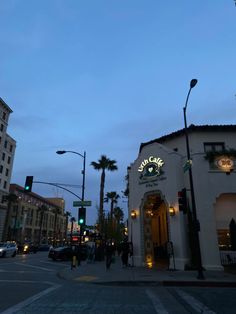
[73,201,92,207]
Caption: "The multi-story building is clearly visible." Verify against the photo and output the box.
[128,125,236,271]
[5,184,67,245]
[0,98,16,241]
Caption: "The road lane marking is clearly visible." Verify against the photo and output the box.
[1,282,61,314]
[176,289,216,313]
[0,279,44,283]
[146,289,169,314]
[0,270,36,273]
[14,262,54,272]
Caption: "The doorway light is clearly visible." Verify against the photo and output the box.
[169,206,175,216]
[131,210,136,219]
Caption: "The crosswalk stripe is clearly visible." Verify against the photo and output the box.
[14,262,54,272]
[146,289,169,314]
[1,283,61,314]
[176,289,216,313]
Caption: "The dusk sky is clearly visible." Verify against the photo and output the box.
[1,1,235,225]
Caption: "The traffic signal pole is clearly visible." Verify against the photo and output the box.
[78,151,86,265]
[56,150,87,266]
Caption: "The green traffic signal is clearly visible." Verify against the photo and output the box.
[78,207,86,225]
[24,176,33,192]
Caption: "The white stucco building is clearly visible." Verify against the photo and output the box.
[128,125,236,271]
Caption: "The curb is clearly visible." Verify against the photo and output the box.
[57,270,236,287]
[163,280,236,287]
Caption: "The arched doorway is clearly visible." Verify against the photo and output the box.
[142,192,169,269]
[215,193,236,251]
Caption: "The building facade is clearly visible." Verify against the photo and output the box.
[4,184,67,245]
[0,98,16,241]
[128,125,236,271]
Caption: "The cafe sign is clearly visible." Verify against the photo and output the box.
[138,156,164,180]
[215,156,234,172]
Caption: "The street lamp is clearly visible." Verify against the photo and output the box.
[183,79,204,280]
[56,150,86,262]
[56,150,86,203]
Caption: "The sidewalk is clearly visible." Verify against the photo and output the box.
[58,257,236,287]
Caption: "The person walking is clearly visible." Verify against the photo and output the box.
[121,239,130,267]
[105,240,114,270]
[87,242,95,263]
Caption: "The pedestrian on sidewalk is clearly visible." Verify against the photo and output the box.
[105,240,115,270]
[87,242,95,263]
[121,238,130,267]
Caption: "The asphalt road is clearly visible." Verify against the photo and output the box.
[0,252,236,313]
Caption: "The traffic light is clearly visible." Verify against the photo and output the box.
[24,176,33,192]
[178,188,188,214]
[78,207,86,225]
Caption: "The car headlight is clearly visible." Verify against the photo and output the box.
[0,249,3,252]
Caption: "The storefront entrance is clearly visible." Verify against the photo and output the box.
[142,193,169,269]
[215,193,236,265]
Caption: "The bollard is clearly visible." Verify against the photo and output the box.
[71,255,77,270]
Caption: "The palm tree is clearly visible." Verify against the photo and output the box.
[114,206,124,225]
[70,217,76,244]
[91,155,118,233]
[104,191,120,222]
[113,206,124,243]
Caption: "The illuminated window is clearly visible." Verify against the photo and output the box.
[217,229,231,250]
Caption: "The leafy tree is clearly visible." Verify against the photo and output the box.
[123,174,129,197]
[91,155,118,234]
[37,205,48,245]
[3,193,18,241]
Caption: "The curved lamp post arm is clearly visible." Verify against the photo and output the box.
[56,150,86,202]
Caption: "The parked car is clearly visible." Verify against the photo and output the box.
[48,245,88,261]
[0,242,17,258]
[48,246,72,261]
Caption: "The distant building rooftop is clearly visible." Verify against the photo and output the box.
[0,97,13,113]
[139,124,236,153]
